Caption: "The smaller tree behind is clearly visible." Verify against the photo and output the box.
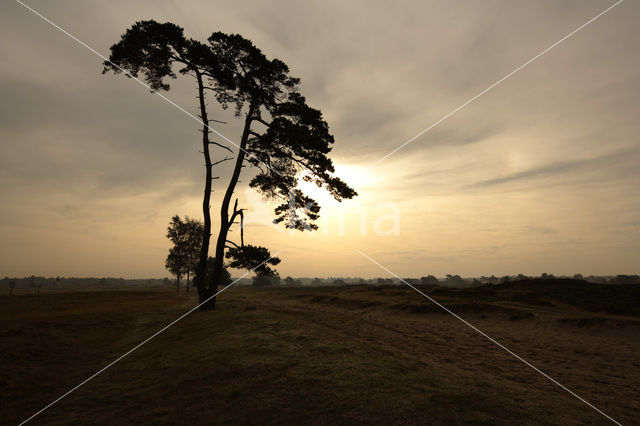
[166,246,186,291]
[166,215,204,292]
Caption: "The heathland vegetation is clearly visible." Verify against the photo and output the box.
[3,277,639,424]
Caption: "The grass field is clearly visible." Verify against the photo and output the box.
[1,281,639,425]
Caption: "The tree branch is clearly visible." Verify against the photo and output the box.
[212,156,233,166]
[228,198,247,233]
[254,117,271,127]
[208,141,233,153]
[225,240,240,249]
[243,156,266,173]
[240,210,244,247]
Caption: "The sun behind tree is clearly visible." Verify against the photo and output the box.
[104,21,356,309]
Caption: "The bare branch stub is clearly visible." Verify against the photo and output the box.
[212,156,234,167]
[208,140,233,153]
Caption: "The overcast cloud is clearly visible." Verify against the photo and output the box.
[0,0,638,278]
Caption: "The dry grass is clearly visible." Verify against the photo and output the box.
[1,282,639,425]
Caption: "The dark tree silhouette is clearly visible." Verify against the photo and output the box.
[420,275,439,286]
[284,276,302,287]
[253,273,280,287]
[445,274,465,286]
[166,246,185,291]
[166,215,203,292]
[225,244,280,277]
[205,257,232,288]
[105,21,356,310]
[104,21,233,307]
[9,280,16,295]
[165,215,203,291]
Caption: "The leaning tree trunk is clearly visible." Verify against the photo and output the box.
[193,71,215,310]
[207,106,255,308]
[186,270,190,293]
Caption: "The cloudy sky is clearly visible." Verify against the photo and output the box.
[1,0,638,278]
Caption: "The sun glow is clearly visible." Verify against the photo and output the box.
[297,163,371,207]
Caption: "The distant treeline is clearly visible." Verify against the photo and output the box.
[3,274,639,292]
[252,274,640,288]
[2,276,172,290]
[406,274,640,287]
